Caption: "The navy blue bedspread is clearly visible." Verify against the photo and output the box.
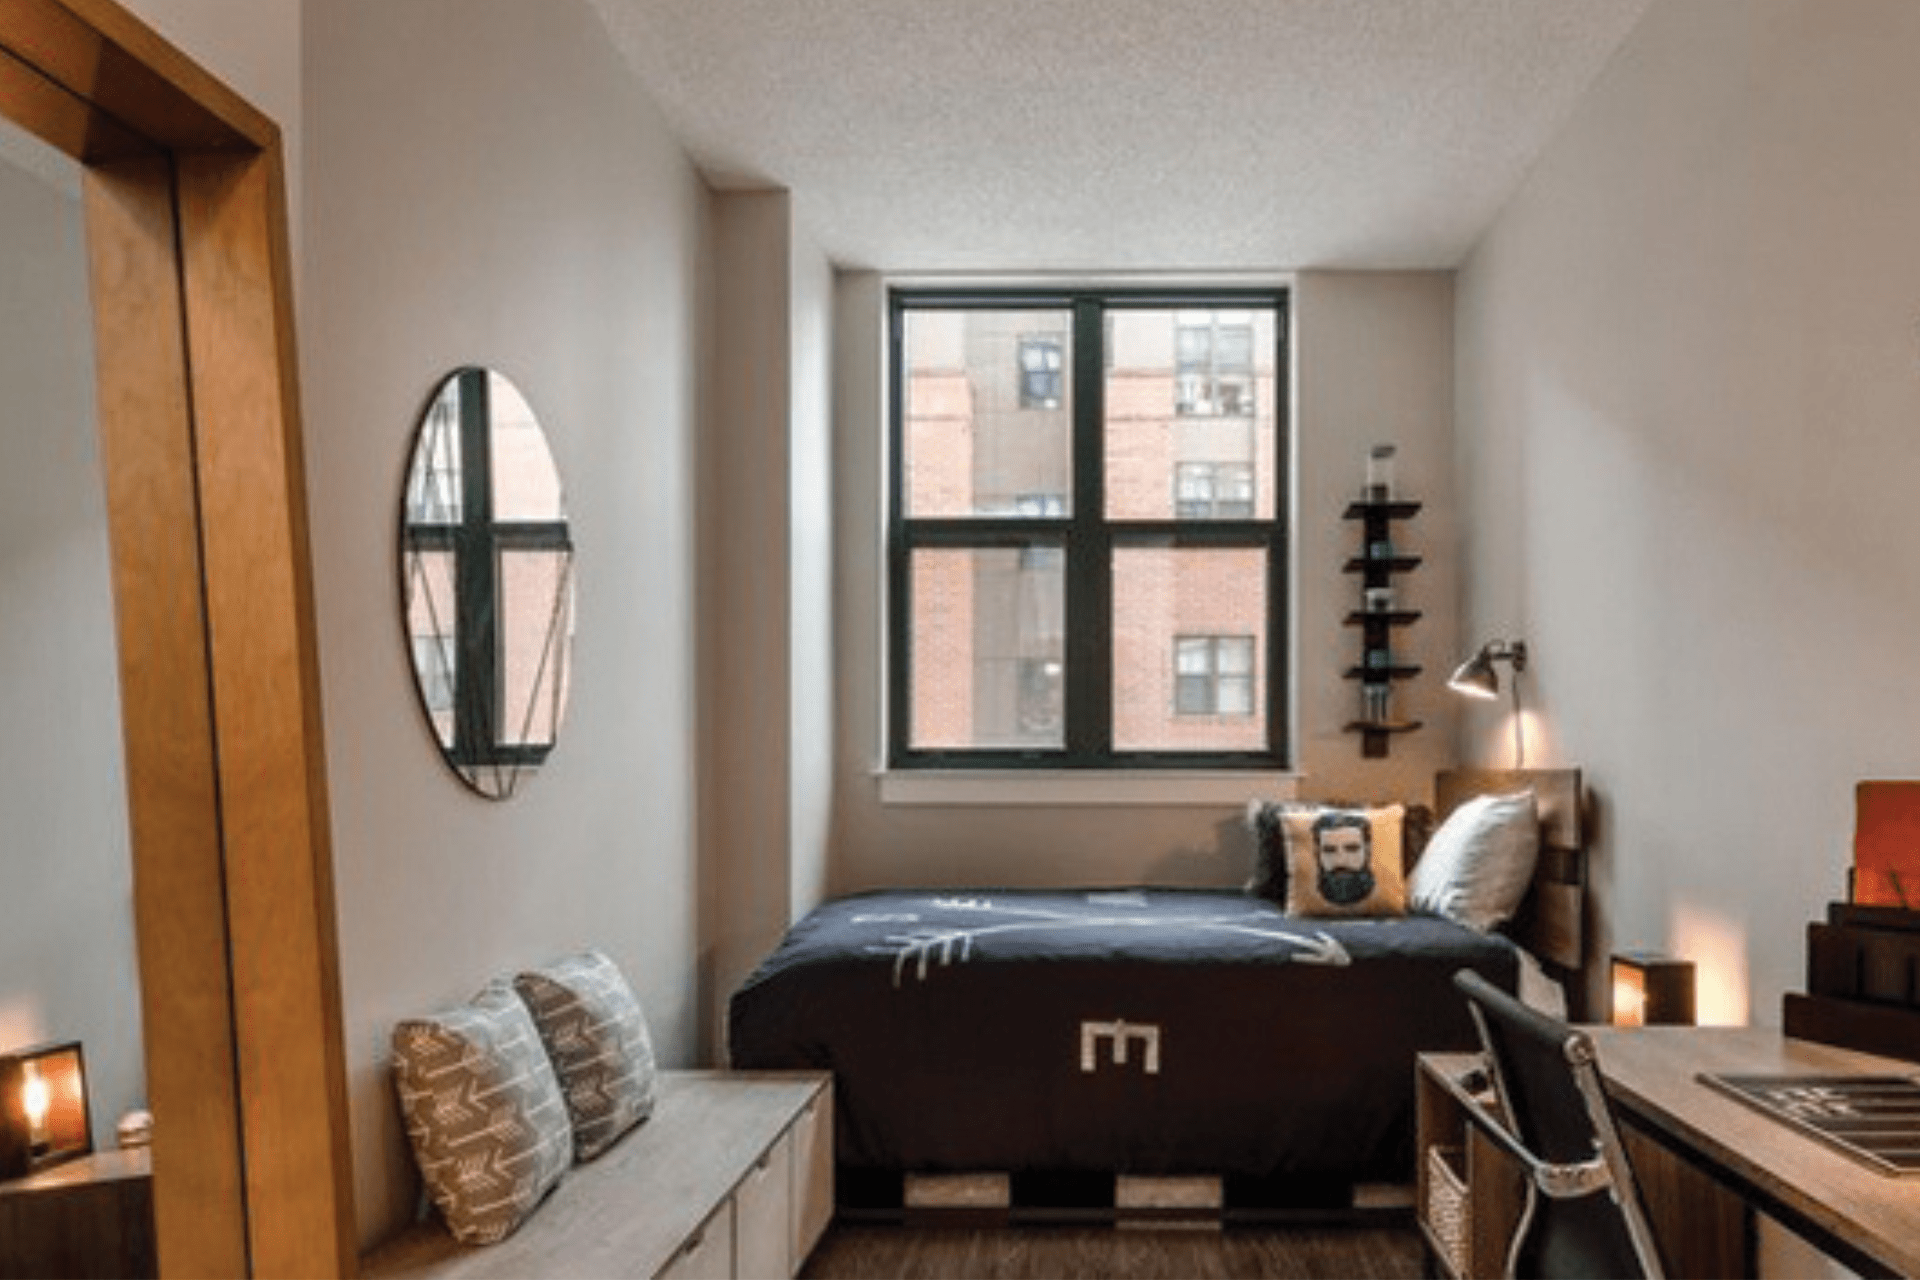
[728,887,1518,1180]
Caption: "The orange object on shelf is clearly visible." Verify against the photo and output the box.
[1851,781,1920,908]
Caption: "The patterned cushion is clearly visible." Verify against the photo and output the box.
[391,982,571,1244]
[1279,803,1409,918]
[514,950,657,1161]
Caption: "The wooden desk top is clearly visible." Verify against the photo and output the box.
[1587,1026,1920,1278]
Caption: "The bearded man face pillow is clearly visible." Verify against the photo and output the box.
[1282,804,1406,918]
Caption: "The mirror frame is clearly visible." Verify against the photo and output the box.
[0,2,353,1275]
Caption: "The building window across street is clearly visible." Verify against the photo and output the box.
[889,288,1288,768]
[1174,635,1256,717]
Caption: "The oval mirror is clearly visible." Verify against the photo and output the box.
[400,367,575,799]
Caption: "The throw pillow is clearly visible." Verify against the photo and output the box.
[1247,800,1433,906]
[514,950,658,1161]
[1408,790,1541,932]
[1244,798,1298,903]
[391,982,572,1244]
[1281,803,1408,918]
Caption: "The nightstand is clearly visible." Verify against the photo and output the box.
[0,1147,155,1279]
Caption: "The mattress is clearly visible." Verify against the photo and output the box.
[728,886,1519,1180]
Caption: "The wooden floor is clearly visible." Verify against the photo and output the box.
[801,1223,1427,1279]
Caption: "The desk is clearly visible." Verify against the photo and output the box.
[1588,1026,1920,1279]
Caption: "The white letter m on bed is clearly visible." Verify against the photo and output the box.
[1080,1019,1161,1075]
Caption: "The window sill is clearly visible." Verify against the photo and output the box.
[876,768,1299,808]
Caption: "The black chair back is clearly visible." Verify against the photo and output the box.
[1454,969,1664,1279]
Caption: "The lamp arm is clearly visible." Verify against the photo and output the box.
[1510,671,1526,768]
[1504,639,1528,767]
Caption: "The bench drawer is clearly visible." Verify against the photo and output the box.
[789,1090,833,1267]
[658,1200,733,1280]
[734,1130,793,1279]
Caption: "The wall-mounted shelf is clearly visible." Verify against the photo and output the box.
[1341,498,1423,758]
[1342,555,1423,574]
[1343,719,1426,759]
[1343,499,1421,521]
[1343,664,1423,681]
[1343,609,1423,628]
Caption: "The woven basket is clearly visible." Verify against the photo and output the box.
[1425,1144,1470,1276]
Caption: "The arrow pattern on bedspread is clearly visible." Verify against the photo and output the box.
[865,894,1353,986]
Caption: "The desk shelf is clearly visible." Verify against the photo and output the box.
[1414,1053,1522,1280]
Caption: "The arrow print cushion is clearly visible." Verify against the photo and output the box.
[514,950,658,1161]
[391,981,572,1244]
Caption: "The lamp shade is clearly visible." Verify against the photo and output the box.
[1447,648,1501,699]
[1448,639,1531,767]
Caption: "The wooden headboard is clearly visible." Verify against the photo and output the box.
[1434,768,1586,979]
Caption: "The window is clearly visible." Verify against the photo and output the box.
[1017,334,1064,409]
[890,289,1288,768]
[1175,312,1256,417]
[1174,462,1255,519]
[1174,636,1255,716]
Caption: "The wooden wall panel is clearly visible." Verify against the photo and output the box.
[175,144,354,1278]
[83,154,250,1280]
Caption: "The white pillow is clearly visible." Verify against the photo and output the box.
[1408,790,1540,932]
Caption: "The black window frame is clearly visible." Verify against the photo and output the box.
[887,287,1291,771]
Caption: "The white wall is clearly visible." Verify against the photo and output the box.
[700,192,794,1057]
[789,223,836,922]
[828,270,1460,892]
[302,0,710,1247]
[698,191,837,1056]
[0,133,142,1153]
[1456,0,1920,1024]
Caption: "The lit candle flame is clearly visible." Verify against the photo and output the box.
[1613,977,1647,1028]
[22,1065,49,1143]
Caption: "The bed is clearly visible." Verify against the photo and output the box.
[727,768,1586,1193]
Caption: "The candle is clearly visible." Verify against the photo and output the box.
[22,1063,48,1151]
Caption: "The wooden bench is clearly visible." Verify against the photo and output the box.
[363,1071,833,1280]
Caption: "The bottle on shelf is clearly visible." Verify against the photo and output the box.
[1365,444,1397,501]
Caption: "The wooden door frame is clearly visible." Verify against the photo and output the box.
[0,1,355,1275]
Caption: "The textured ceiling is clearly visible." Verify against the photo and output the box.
[586,0,1652,272]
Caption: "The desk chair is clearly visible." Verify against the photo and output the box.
[1453,970,1665,1279]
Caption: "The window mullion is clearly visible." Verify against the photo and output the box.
[454,369,497,764]
[1064,298,1109,759]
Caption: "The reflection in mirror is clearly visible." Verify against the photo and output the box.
[0,115,146,1165]
[401,368,575,799]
